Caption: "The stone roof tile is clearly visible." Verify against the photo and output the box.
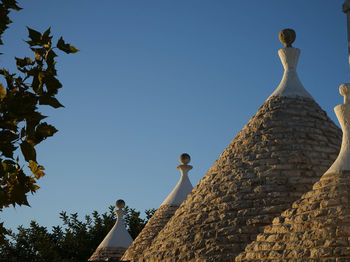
[140,31,342,261]
[236,84,350,262]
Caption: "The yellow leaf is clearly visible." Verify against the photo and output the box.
[34,170,45,179]
[29,161,38,173]
[0,83,6,100]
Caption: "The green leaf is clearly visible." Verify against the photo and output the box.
[0,1,21,46]
[2,160,17,173]
[28,112,47,123]
[20,127,25,138]
[38,71,45,89]
[0,222,8,245]
[0,119,17,131]
[2,0,22,11]
[31,47,46,60]
[39,95,64,108]
[26,27,42,44]
[20,141,36,162]
[30,74,41,94]
[0,83,6,100]
[15,57,33,67]
[0,130,18,142]
[45,49,57,66]
[35,122,58,139]
[45,76,62,95]
[42,27,51,43]
[0,130,18,158]
[57,37,79,54]
[0,143,16,159]
[10,183,29,206]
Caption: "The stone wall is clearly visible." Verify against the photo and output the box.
[236,170,350,261]
[121,205,178,261]
[89,247,126,261]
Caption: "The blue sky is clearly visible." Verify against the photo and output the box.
[1,1,349,231]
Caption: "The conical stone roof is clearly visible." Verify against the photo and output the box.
[89,200,133,261]
[236,84,350,262]
[121,154,193,261]
[140,30,342,261]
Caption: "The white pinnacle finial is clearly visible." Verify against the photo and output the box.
[179,153,191,165]
[161,153,193,206]
[116,199,125,210]
[268,29,313,100]
[325,84,350,174]
[340,83,350,104]
[95,199,133,249]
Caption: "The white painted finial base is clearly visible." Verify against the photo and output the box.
[268,47,313,100]
[161,164,193,206]
[96,204,133,249]
[325,83,350,173]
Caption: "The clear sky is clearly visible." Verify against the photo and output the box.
[1,1,349,231]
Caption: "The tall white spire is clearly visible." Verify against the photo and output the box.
[97,199,133,249]
[327,1,350,173]
[161,153,193,206]
[88,199,133,261]
[325,84,350,173]
[269,29,313,99]
[121,153,194,261]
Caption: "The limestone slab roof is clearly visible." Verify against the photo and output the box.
[236,172,350,262]
[140,32,342,261]
[236,85,350,262]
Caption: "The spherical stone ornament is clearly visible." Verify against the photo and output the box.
[116,199,125,209]
[340,83,350,97]
[179,153,191,165]
[279,28,296,47]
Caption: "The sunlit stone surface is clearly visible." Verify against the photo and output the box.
[140,30,342,261]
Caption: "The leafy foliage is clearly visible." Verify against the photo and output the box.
[0,206,156,262]
[0,0,21,46]
[0,0,78,243]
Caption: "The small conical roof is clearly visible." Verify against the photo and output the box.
[236,84,350,261]
[141,30,342,261]
[121,154,193,261]
[89,199,133,261]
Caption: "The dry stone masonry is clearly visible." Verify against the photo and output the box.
[122,204,178,261]
[140,30,342,261]
[236,84,350,262]
[121,154,194,261]
[90,247,127,261]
